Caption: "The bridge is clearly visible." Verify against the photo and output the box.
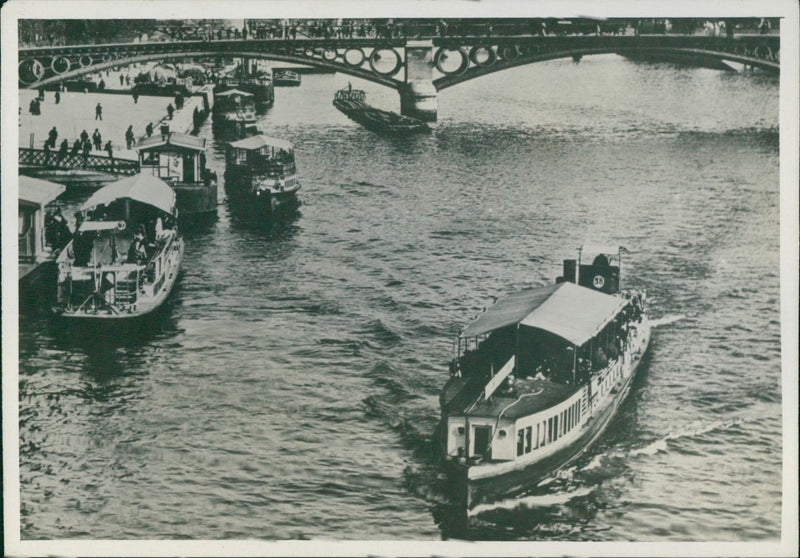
[19,33,780,121]
[19,148,139,176]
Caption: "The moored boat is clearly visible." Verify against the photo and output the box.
[134,130,218,222]
[438,246,650,511]
[225,134,301,217]
[333,87,429,135]
[19,176,66,295]
[273,69,301,87]
[54,174,183,322]
[212,89,258,135]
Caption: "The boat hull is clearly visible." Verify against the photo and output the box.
[173,182,218,221]
[56,238,184,324]
[444,325,651,512]
[333,99,429,135]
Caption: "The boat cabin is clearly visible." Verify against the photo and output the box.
[226,135,297,177]
[135,131,210,186]
[19,176,65,280]
[214,88,256,114]
[441,248,646,464]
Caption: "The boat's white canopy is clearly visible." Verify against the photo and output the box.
[460,283,561,338]
[19,176,65,206]
[228,135,294,151]
[519,282,628,346]
[81,174,176,215]
[460,281,627,346]
[216,88,254,97]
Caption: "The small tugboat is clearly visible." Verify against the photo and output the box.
[333,86,429,135]
[134,128,218,222]
[225,135,301,216]
[273,69,302,87]
[18,176,66,294]
[438,246,650,511]
[218,63,275,109]
[54,174,183,322]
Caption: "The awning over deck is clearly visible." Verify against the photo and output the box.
[459,283,561,338]
[520,281,628,346]
[19,176,65,207]
[460,281,627,346]
[228,135,294,151]
[81,174,176,215]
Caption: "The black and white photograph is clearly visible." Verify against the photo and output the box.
[2,1,798,555]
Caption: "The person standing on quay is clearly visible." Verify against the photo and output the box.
[125,125,135,149]
[133,90,139,104]
[145,122,154,137]
[104,140,114,160]
[167,103,175,120]
[93,129,102,151]
[55,90,61,104]
[95,102,103,120]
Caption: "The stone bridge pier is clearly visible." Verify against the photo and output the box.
[400,40,437,122]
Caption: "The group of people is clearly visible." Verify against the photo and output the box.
[43,126,114,162]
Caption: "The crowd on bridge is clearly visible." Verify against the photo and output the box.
[19,18,781,49]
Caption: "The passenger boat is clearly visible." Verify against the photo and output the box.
[333,87,429,135]
[273,69,301,87]
[224,135,301,216]
[217,70,275,110]
[18,176,66,294]
[54,174,183,322]
[134,129,218,221]
[212,88,258,134]
[438,246,650,511]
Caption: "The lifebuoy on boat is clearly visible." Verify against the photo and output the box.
[116,221,127,231]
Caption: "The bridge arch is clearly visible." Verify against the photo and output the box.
[20,44,407,90]
[433,46,779,91]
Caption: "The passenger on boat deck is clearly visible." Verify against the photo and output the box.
[593,347,608,370]
[606,341,619,361]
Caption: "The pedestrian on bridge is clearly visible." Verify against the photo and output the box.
[80,129,89,146]
[71,139,81,157]
[125,125,135,149]
[95,102,103,120]
[57,139,68,162]
[93,129,102,151]
[48,126,58,148]
[104,140,114,160]
[82,140,91,160]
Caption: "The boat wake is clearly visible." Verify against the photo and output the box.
[469,486,595,517]
[583,417,741,469]
[649,314,686,328]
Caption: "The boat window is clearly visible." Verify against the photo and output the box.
[568,406,572,432]
[517,429,524,456]
[577,403,581,424]
[547,417,553,444]
[525,426,532,453]
[553,415,559,441]
[534,423,540,450]
[540,421,547,446]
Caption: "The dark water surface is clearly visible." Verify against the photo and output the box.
[18,55,781,540]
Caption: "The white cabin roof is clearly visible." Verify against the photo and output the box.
[135,132,206,152]
[228,135,294,151]
[19,176,65,206]
[81,174,176,215]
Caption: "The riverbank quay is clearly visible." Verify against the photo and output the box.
[19,90,205,163]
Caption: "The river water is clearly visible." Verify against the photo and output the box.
[18,54,781,541]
